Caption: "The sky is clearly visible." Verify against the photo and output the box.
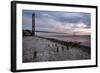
[22,10,91,36]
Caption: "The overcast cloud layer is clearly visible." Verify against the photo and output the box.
[22,10,91,36]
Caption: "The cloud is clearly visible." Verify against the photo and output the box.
[73,28,91,35]
[23,10,91,25]
[35,17,89,35]
[74,22,87,28]
[22,10,91,35]
[22,13,32,30]
[35,11,91,26]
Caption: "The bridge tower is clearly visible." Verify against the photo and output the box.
[32,13,35,36]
